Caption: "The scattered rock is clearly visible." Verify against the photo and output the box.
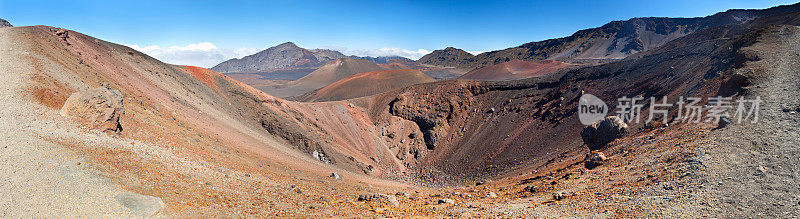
[329,172,341,180]
[756,165,768,174]
[523,185,537,193]
[55,29,71,45]
[584,152,607,169]
[438,198,455,204]
[552,192,565,201]
[358,194,398,207]
[61,87,124,133]
[580,116,629,150]
[644,120,666,130]
[395,150,407,160]
[312,150,331,164]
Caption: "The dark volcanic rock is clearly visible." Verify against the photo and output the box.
[580,116,628,150]
[416,47,475,68]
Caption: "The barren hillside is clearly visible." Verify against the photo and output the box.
[2,4,800,218]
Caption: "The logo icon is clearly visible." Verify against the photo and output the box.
[579,94,608,125]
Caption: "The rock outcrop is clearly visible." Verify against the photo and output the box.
[0,18,11,28]
[61,87,124,132]
[580,116,628,150]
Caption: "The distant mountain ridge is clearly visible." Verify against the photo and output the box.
[211,42,343,74]
[211,42,414,74]
[417,3,800,69]
[470,3,800,67]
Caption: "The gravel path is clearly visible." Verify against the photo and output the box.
[694,24,800,218]
[0,27,163,217]
[648,24,800,218]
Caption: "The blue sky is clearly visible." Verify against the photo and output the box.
[1,0,796,67]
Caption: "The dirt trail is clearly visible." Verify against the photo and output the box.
[687,25,800,217]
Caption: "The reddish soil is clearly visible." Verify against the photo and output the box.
[460,59,570,81]
[298,69,435,102]
[259,58,384,98]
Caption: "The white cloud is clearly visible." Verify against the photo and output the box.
[126,42,436,67]
[126,42,261,68]
[321,46,431,60]
[467,50,487,56]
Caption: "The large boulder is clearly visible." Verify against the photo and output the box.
[580,116,628,150]
[61,87,124,132]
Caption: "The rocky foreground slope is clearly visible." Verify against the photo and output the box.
[2,5,800,217]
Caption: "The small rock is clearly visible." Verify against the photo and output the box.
[485,192,497,198]
[475,181,485,186]
[329,172,341,180]
[756,166,768,174]
[584,152,607,169]
[395,191,410,197]
[488,107,496,113]
[523,185,537,193]
[438,198,455,204]
[358,194,398,207]
[552,192,564,201]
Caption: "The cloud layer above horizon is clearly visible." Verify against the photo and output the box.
[127,42,436,68]
[126,42,261,68]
